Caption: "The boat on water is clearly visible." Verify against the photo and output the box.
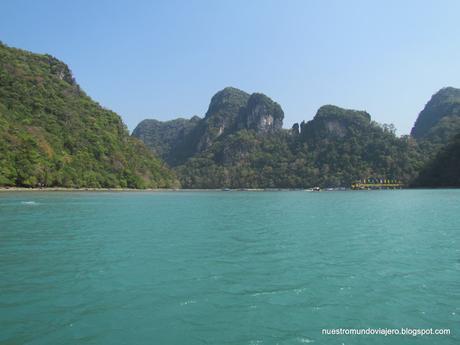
[304,186,321,192]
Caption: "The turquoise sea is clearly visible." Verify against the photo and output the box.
[1,190,459,344]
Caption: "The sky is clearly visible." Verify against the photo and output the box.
[1,0,460,135]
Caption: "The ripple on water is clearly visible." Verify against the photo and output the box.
[20,201,38,205]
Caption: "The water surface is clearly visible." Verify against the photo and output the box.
[1,190,459,344]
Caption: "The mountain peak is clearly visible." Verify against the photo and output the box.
[315,105,371,122]
[298,105,372,139]
[133,88,284,164]
[411,87,460,140]
[205,87,250,119]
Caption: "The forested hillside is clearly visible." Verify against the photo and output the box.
[410,87,460,187]
[413,133,460,187]
[0,42,178,188]
[134,87,425,188]
[411,87,460,143]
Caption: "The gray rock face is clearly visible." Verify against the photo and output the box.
[196,87,251,151]
[242,93,284,133]
[46,54,75,86]
[324,119,347,138]
[196,88,284,151]
[291,123,300,135]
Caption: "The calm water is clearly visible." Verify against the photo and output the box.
[1,190,459,344]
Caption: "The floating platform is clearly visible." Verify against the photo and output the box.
[351,179,403,190]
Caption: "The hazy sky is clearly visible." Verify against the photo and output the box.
[1,0,460,134]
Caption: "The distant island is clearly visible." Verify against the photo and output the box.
[1,42,459,189]
[133,86,460,189]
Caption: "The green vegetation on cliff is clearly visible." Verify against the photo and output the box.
[132,87,285,167]
[0,43,178,188]
[410,87,460,187]
[413,133,460,187]
[3,39,457,190]
[296,106,423,187]
[135,88,425,188]
[411,87,460,147]
[132,116,201,166]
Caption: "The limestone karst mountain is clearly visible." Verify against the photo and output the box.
[134,89,423,188]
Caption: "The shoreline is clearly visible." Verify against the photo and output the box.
[0,187,328,192]
[0,187,456,193]
[0,187,267,192]
[0,187,196,192]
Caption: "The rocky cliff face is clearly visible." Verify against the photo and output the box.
[241,93,283,133]
[133,87,284,165]
[196,87,250,151]
[46,54,76,86]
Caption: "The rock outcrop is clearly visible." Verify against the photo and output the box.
[241,93,284,133]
